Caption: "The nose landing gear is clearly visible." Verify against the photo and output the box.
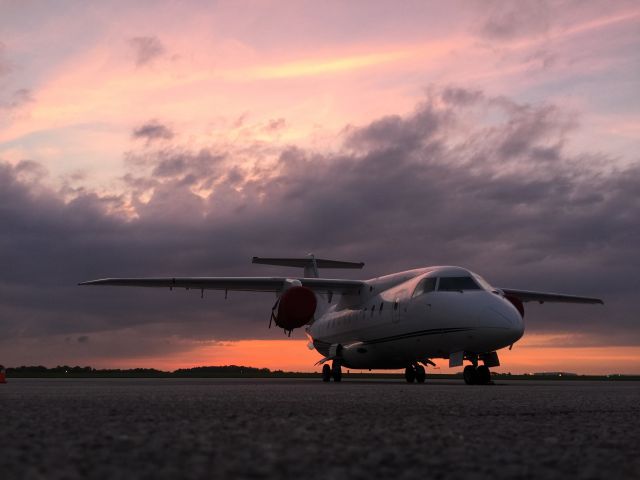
[463,364,492,385]
[477,365,491,384]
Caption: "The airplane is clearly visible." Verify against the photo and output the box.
[79,256,603,384]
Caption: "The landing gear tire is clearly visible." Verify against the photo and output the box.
[415,365,426,383]
[322,364,331,382]
[405,366,416,383]
[463,365,478,385]
[331,362,342,382]
[477,365,491,385]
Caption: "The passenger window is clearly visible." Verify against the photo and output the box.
[412,277,437,297]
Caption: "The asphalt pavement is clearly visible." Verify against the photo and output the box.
[0,378,638,479]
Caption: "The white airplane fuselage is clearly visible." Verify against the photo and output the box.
[307,266,524,369]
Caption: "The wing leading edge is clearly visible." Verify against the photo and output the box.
[500,288,603,304]
[78,277,365,294]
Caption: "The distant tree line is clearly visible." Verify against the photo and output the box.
[4,365,636,380]
[5,365,283,378]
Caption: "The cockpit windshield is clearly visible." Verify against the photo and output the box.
[438,276,481,291]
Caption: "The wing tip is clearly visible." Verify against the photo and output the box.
[78,279,109,286]
[581,297,604,304]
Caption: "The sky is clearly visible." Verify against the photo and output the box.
[0,0,639,374]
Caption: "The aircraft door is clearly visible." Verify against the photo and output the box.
[392,297,401,324]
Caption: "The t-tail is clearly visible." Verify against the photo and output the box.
[252,254,364,278]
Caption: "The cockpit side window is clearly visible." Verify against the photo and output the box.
[472,273,493,291]
[412,277,437,297]
[438,276,481,291]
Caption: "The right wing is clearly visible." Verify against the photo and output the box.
[79,276,365,294]
[499,288,603,304]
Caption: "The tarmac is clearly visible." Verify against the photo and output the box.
[0,378,638,480]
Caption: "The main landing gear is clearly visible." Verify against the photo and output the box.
[463,364,492,385]
[322,361,342,382]
[404,364,426,383]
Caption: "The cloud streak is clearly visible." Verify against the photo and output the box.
[128,36,166,67]
[132,120,174,142]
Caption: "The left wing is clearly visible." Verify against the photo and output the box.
[79,277,365,294]
[499,288,603,304]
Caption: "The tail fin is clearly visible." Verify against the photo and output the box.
[252,255,364,278]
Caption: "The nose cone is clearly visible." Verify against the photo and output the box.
[506,307,525,343]
[483,298,525,346]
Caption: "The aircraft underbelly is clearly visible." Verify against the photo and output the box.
[312,307,515,369]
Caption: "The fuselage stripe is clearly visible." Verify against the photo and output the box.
[362,327,473,345]
[313,327,475,348]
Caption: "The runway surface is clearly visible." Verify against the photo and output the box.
[1,378,638,479]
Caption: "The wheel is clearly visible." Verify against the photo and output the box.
[405,366,416,383]
[477,365,491,385]
[331,363,342,382]
[322,364,331,382]
[463,365,478,385]
[415,365,426,383]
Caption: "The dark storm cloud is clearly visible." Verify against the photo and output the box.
[132,120,174,142]
[441,87,484,106]
[128,36,166,66]
[345,101,449,153]
[1,88,638,359]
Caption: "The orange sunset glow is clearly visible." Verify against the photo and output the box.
[94,336,640,376]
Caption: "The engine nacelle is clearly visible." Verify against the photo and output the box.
[275,286,317,331]
[505,294,525,318]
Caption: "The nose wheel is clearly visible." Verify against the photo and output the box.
[463,365,492,385]
[477,365,491,384]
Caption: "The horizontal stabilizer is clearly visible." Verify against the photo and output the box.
[252,257,364,269]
